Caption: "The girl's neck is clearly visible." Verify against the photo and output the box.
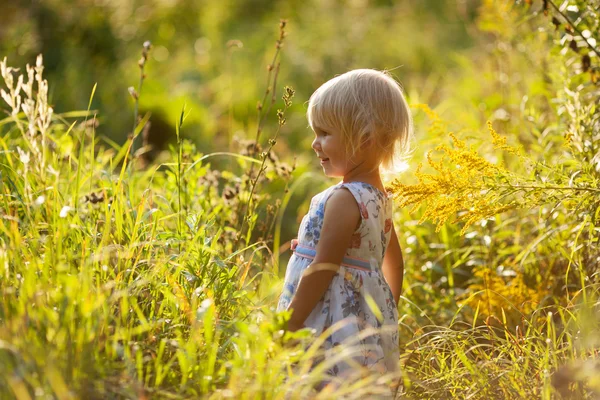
[342,161,384,190]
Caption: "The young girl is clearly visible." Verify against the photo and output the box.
[277,69,412,391]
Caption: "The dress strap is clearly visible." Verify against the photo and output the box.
[290,239,373,272]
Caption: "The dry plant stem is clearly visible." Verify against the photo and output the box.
[227,48,235,157]
[264,62,281,130]
[547,0,600,59]
[235,23,286,235]
[239,103,288,245]
[79,84,97,209]
[241,49,283,212]
[243,61,281,181]
[237,63,281,228]
[132,71,144,148]
[252,49,283,154]
[130,41,151,162]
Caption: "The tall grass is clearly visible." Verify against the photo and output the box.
[0,27,398,400]
[1,2,600,399]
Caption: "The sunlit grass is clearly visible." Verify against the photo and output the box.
[2,1,600,398]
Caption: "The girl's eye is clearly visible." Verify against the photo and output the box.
[313,129,329,138]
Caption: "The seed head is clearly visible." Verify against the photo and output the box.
[128,86,139,100]
[277,109,286,125]
[283,86,295,107]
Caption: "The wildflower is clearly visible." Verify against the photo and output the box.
[17,146,29,164]
[24,64,34,98]
[412,103,447,138]
[59,206,72,218]
[389,119,520,234]
[461,265,546,325]
[0,57,23,117]
[21,98,36,136]
[488,121,522,155]
[34,54,44,82]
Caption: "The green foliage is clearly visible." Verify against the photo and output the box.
[391,1,600,398]
[1,1,600,399]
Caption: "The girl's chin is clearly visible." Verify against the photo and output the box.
[320,162,344,177]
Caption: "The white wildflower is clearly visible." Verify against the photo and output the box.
[15,74,22,96]
[0,57,6,79]
[17,146,29,164]
[59,206,72,218]
[2,64,14,90]
[0,89,11,107]
[35,56,44,82]
[13,93,21,116]
[24,64,34,99]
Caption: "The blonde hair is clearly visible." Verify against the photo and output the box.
[307,69,413,172]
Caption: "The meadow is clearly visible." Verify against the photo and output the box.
[1,0,599,399]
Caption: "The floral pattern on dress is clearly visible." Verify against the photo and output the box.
[277,181,399,390]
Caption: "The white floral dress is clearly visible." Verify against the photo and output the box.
[277,181,400,387]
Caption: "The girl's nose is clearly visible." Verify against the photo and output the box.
[311,137,320,152]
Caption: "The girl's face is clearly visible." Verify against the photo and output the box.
[311,125,359,177]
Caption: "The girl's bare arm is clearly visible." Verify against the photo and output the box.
[382,223,404,306]
[286,188,360,330]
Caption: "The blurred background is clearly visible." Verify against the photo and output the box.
[1,0,480,157]
[3,0,562,278]
[3,2,600,396]
[1,0,490,250]
[2,0,572,283]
